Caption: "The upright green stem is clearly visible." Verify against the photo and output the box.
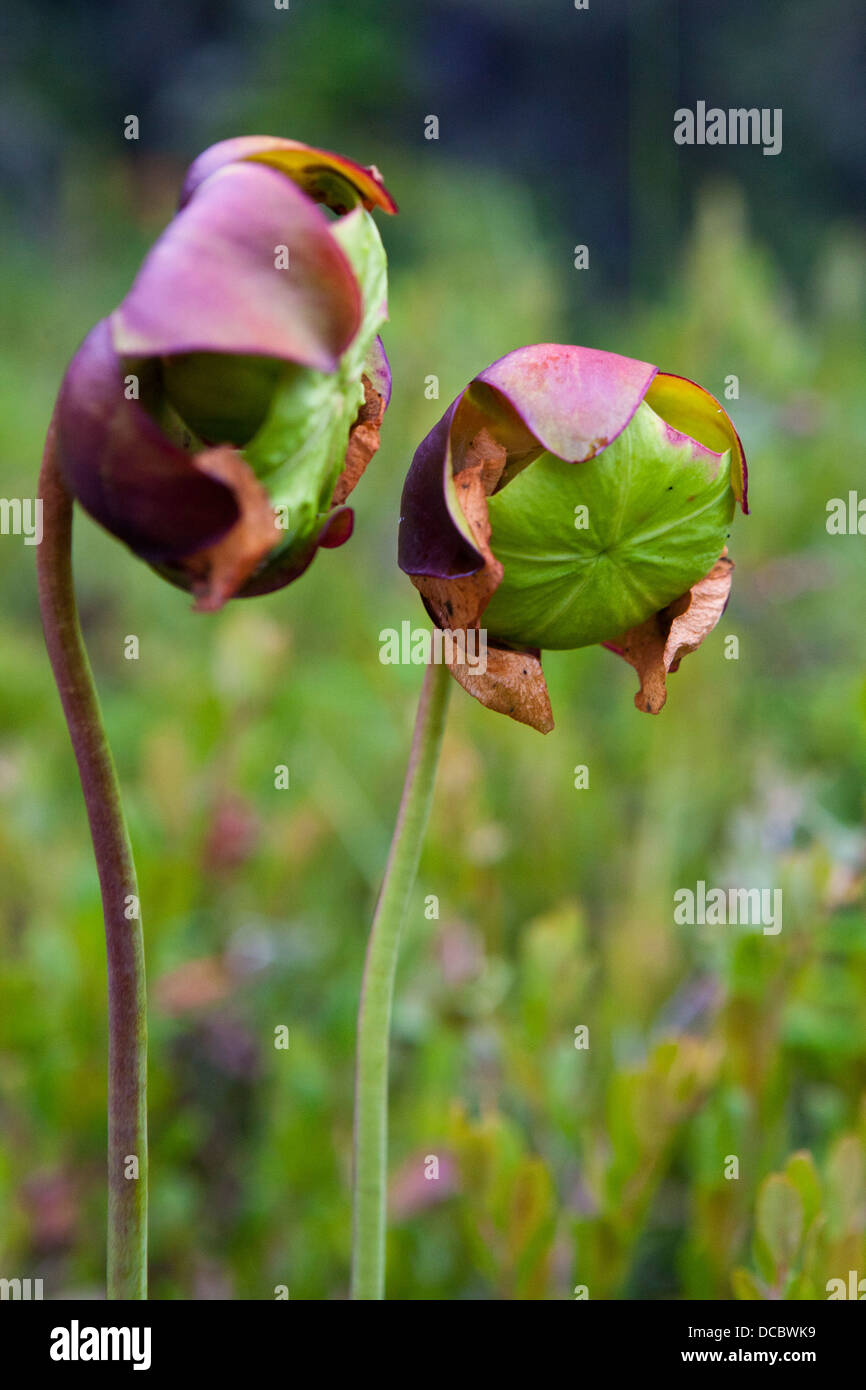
[351,658,451,1299]
[37,419,148,1300]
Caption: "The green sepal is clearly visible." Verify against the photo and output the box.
[241,207,387,559]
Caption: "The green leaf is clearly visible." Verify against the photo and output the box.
[757,1174,803,1274]
[509,1156,556,1299]
[483,399,735,650]
[784,1151,822,1230]
[825,1134,865,1239]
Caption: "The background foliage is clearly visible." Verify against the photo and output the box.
[1,0,864,1298]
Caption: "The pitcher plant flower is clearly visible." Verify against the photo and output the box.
[351,343,747,1300]
[55,135,396,612]
[398,344,747,730]
[37,136,396,1299]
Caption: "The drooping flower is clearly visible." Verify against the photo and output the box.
[55,137,396,610]
[398,344,747,731]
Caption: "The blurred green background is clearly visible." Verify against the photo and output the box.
[1,0,865,1299]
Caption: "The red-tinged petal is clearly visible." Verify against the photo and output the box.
[319,507,354,548]
[55,319,240,564]
[645,372,748,513]
[604,554,734,713]
[476,343,657,463]
[113,162,361,372]
[179,136,398,215]
[235,507,355,598]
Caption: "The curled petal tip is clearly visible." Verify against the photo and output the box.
[646,372,748,514]
[180,136,398,216]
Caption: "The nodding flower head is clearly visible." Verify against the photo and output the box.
[55,136,397,611]
[398,344,747,731]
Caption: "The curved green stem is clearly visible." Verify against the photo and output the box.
[351,658,451,1299]
[37,419,148,1300]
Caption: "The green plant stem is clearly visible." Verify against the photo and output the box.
[37,419,148,1300]
[351,658,451,1299]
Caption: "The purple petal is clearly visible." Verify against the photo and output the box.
[55,319,240,563]
[398,396,485,580]
[113,162,361,372]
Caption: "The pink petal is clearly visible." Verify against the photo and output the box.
[113,162,361,372]
[476,343,657,463]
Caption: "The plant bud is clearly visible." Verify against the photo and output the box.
[399,344,747,730]
[55,137,397,611]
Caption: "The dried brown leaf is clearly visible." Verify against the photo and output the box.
[184,446,280,612]
[449,643,554,734]
[412,427,554,733]
[607,554,734,713]
[332,374,387,506]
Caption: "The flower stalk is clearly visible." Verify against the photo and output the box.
[351,658,451,1300]
[37,418,148,1300]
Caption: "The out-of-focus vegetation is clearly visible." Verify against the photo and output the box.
[1,0,865,1299]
